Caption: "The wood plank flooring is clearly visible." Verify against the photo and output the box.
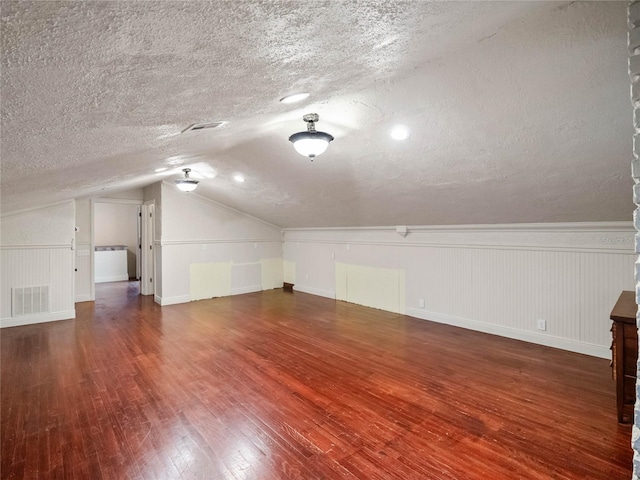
[1,282,633,479]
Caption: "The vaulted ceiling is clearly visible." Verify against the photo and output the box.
[0,1,632,227]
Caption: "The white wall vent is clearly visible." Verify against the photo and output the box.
[181,121,226,133]
[12,286,49,316]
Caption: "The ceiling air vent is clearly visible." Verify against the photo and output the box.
[181,121,226,134]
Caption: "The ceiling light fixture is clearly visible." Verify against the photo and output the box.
[289,113,334,160]
[280,92,310,104]
[175,168,199,192]
[233,175,245,183]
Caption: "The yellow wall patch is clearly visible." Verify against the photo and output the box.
[189,262,232,300]
[335,262,405,314]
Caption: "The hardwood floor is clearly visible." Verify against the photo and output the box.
[1,282,633,479]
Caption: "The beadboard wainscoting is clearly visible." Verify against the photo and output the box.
[0,246,75,328]
[151,182,285,306]
[283,223,635,358]
[1,201,76,328]
[155,240,283,306]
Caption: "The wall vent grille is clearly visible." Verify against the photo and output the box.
[181,121,226,133]
[12,286,49,316]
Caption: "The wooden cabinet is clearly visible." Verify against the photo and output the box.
[611,291,637,423]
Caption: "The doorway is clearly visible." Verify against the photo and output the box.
[92,198,145,297]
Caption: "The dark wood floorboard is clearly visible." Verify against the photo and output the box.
[1,281,633,479]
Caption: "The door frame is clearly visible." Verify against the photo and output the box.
[90,197,143,299]
[140,202,155,296]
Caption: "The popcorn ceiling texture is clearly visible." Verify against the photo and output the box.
[0,1,633,227]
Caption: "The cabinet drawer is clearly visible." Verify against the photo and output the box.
[625,358,637,377]
[625,377,637,403]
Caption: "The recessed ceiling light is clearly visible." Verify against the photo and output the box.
[233,175,245,183]
[280,92,310,104]
[155,167,168,173]
[390,124,410,141]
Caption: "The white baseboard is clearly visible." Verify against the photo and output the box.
[1,309,76,328]
[156,294,190,306]
[157,286,266,306]
[293,285,336,299]
[74,294,94,303]
[95,275,129,283]
[405,307,610,359]
[231,285,263,295]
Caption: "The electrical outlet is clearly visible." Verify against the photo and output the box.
[331,252,335,259]
[305,273,309,280]
[536,319,546,331]
[202,244,207,251]
[419,299,425,308]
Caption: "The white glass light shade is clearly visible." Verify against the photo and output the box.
[175,179,198,192]
[175,168,198,192]
[289,131,334,159]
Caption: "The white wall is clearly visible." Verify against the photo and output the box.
[156,182,283,305]
[1,201,76,327]
[5,190,628,362]
[283,223,635,358]
[102,188,144,201]
[2,201,75,246]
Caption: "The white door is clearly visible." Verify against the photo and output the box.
[140,203,155,296]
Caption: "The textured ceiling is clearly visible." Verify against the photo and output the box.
[0,1,633,227]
